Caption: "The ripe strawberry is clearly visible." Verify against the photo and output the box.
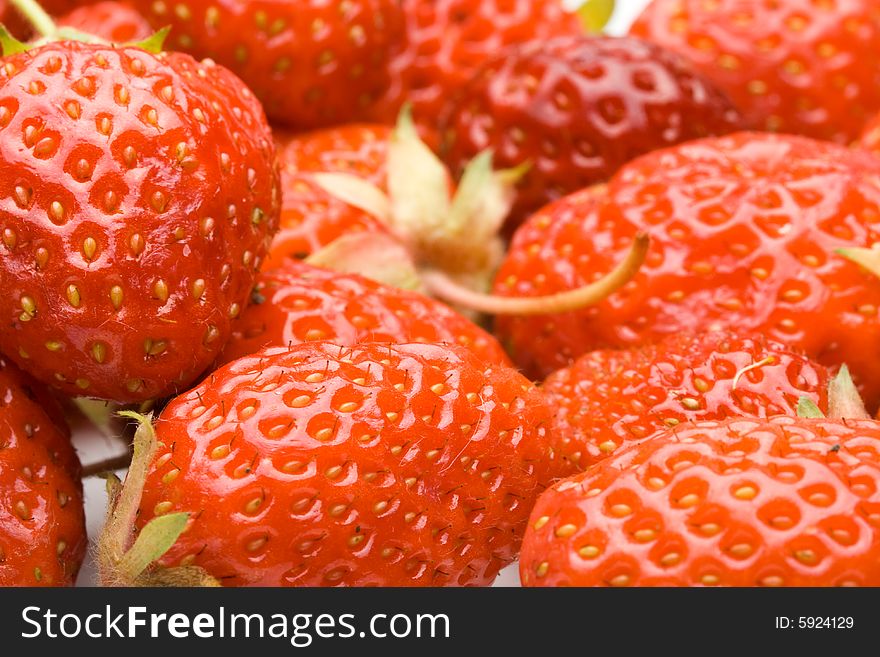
[265,124,391,268]
[58,1,151,43]
[0,355,86,586]
[109,342,563,587]
[0,40,280,402]
[129,0,405,129]
[631,0,880,143]
[544,330,830,473]
[520,414,880,587]
[440,36,743,225]
[494,133,880,408]
[370,0,583,129]
[219,260,512,368]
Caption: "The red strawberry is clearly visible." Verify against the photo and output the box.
[0,39,280,402]
[0,355,86,586]
[1,0,83,38]
[58,1,151,43]
[631,0,880,143]
[370,0,583,129]
[265,124,391,268]
[440,35,743,226]
[520,410,880,587]
[101,341,564,587]
[494,133,880,408]
[129,0,405,129]
[219,260,512,368]
[544,330,830,474]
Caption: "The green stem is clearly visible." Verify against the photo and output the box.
[9,0,57,38]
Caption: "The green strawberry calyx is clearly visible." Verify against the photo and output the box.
[797,365,869,420]
[1,0,170,54]
[97,411,220,587]
[309,107,650,316]
[576,0,616,34]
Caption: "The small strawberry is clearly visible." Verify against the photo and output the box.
[440,35,743,225]
[265,124,392,268]
[100,341,565,587]
[370,0,583,129]
[631,0,880,143]
[0,20,280,402]
[58,1,151,43]
[520,370,880,587]
[219,260,512,368]
[544,330,830,473]
[129,0,405,129]
[0,355,86,586]
[494,133,880,408]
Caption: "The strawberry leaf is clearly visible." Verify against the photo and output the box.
[577,0,615,34]
[117,512,189,583]
[0,25,30,56]
[796,397,825,419]
[827,364,869,420]
[128,26,171,53]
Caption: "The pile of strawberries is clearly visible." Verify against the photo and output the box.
[2,0,880,588]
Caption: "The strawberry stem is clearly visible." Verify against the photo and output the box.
[9,0,57,37]
[421,233,649,316]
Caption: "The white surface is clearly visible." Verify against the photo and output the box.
[75,1,648,588]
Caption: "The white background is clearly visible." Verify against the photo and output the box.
[76,0,652,587]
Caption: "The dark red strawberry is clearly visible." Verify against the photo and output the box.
[440,35,743,226]
[543,330,830,473]
[521,411,880,586]
[219,260,512,368]
[494,132,880,408]
[129,0,405,129]
[0,38,280,402]
[631,0,880,143]
[101,341,565,587]
[0,355,86,586]
[265,124,391,268]
[370,0,583,129]
[58,1,151,43]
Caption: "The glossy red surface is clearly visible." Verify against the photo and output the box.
[521,416,880,587]
[495,132,880,408]
[0,42,279,401]
[137,342,564,586]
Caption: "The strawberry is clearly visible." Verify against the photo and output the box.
[261,110,650,335]
[265,124,391,268]
[100,341,565,587]
[544,330,830,474]
[219,260,512,368]
[494,132,880,408]
[0,36,280,402]
[370,0,583,129]
[129,0,405,129]
[0,355,86,586]
[520,370,880,586]
[58,1,151,43]
[631,0,880,143]
[1,0,82,38]
[440,35,743,226]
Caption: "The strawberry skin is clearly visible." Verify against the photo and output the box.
[130,0,405,129]
[219,260,512,367]
[371,0,582,128]
[266,124,391,267]
[860,112,880,154]
[440,36,742,226]
[58,1,152,43]
[521,416,880,587]
[136,342,564,586]
[494,133,880,408]
[631,0,880,143]
[0,42,280,402]
[0,355,86,586]
[544,330,830,473]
